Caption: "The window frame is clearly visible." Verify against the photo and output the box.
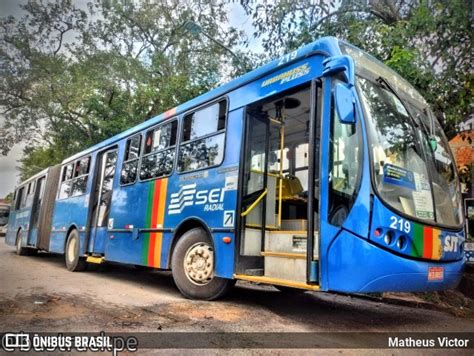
[177,97,229,174]
[119,133,143,187]
[57,155,91,200]
[138,118,179,182]
[15,186,25,210]
[24,180,36,208]
[327,80,363,225]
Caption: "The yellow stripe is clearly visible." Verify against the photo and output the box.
[432,228,442,260]
[234,274,320,291]
[86,256,105,264]
[154,179,168,268]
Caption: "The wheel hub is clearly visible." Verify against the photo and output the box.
[184,242,214,285]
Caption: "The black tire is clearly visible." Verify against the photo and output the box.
[171,227,234,300]
[15,230,28,256]
[65,229,87,272]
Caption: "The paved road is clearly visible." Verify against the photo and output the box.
[0,237,473,352]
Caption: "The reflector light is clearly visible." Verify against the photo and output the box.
[222,237,232,244]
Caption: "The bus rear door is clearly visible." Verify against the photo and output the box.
[88,148,118,255]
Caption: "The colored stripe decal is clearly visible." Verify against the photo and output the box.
[432,229,442,260]
[411,223,424,258]
[409,223,442,261]
[423,226,433,259]
[141,182,155,264]
[142,178,168,268]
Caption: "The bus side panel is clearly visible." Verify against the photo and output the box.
[104,178,152,265]
[5,209,18,246]
[163,108,243,278]
[28,227,38,247]
[49,196,91,254]
[7,206,32,247]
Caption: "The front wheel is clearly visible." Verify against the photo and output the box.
[15,230,28,256]
[65,229,86,272]
[171,228,234,300]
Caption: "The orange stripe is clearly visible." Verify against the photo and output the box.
[432,229,442,260]
[154,179,167,268]
[423,226,433,259]
[148,180,161,266]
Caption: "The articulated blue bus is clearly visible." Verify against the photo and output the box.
[6,37,465,300]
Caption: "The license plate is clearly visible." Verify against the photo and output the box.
[464,242,474,251]
[428,266,444,281]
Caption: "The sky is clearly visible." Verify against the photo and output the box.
[0,0,260,198]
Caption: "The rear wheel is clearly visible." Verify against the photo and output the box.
[65,229,86,272]
[171,228,234,300]
[15,230,28,256]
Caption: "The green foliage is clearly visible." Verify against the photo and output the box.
[246,0,472,137]
[1,0,247,181]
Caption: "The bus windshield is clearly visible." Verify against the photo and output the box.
[340,43,462,228]
[0,205,10,225]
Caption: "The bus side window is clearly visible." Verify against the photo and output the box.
[177,99,227,173]
[24,181,35,208]
[120,134,142,185]
[58,163,74,199]
[15,187,24,210]
[71,156,91,197]
[140,120,177,180]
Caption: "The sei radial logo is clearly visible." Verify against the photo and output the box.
[168,183,225,215]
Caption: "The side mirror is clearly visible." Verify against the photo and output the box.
[322,55,355,87]
[334,83,355,124]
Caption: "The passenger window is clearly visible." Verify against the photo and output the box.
[75,157,90,177]
[178,100,227,172]
[15,187,24,210]
[120,135,142,185]
[140,120,178,180]
[59,157,90,199]
[63,164,73,181]
[24,181,35,207]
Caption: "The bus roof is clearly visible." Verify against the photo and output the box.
[64,36,341,163]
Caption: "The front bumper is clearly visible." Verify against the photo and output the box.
[326,230,464,293]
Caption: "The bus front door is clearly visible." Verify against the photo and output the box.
[238,81,321,286]
[88,148,118,255]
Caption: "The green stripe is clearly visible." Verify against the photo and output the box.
[142,182,155,264]
[411,223,424,258]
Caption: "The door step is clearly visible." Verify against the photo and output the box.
[243,268,264,276]
[86,256,105,264]
[234,274,319,291]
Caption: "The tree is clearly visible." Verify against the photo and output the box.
[244,0,472,137]
[0,0,247,180]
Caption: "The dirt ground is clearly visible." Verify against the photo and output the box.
[0,238,473,353]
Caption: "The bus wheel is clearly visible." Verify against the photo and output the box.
[15,230,28,256]
[171,228,234,300]
[65,229,86,272]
